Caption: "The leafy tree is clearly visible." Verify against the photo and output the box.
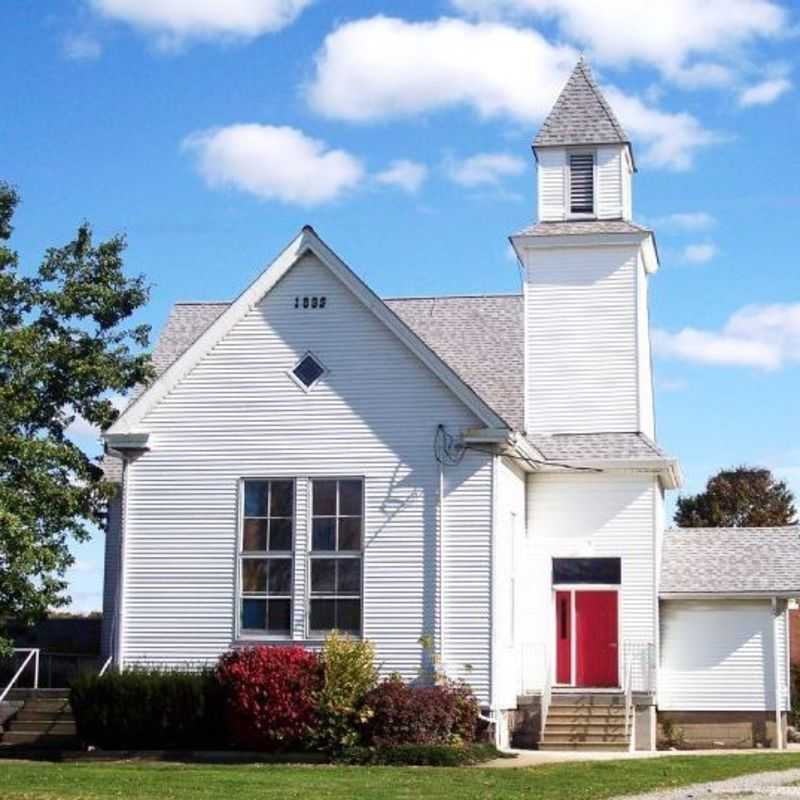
[0,182,152,652]
[674,466,797,528]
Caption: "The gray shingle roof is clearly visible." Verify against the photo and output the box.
[102,292,674,481]
[660,526,800,596]
[385,295,523,430]
[527,432,667,462]
[534,58,630,149]
[515,220,651,237]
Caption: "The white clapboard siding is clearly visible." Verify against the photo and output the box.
[492,457,528,709]
[440,452,494,699]
[120,252,494,701]
[526,472,658,692]
[596,146,624,219]
[525,244,640,433]
[636,252,655,437]
[660,600,790,711]
[537,149,566,221]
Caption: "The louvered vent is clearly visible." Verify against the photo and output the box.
[569,153,594,215]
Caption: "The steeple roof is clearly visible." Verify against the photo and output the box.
[534,58,630,152]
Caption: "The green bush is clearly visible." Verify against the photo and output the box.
[340,743,507,766]
[315,631,378,753]
[70,667,225,750]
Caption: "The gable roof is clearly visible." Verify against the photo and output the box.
[122,294,524,432]
[534,59,631,156]
[104,227,509,439]
[661,526,800,597]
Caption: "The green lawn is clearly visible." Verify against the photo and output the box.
[2,753,800,800]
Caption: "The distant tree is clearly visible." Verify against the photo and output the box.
[0,182,152,652]
[674,466,797,528]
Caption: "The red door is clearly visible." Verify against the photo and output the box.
[555,591,572,684]
[575,590,618,687]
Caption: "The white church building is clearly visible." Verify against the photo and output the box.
[102,60,800,751]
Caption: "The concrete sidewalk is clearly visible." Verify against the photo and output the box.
[483,743,800,768]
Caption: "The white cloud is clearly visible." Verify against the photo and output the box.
[63,33,103,61]
[602,87,722,171]
[653,303,800,370]
[652,211,716,232]
[450,0,786,85]
[307,16,717,171]
[681,242,718,264]
[446,152,526,187]
[308,17,577,123]
[375,160,428,193]
[738,77,792,106]
[182,124,365,207]
[90,0,312,45]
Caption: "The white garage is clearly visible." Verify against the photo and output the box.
[658,526,799,748]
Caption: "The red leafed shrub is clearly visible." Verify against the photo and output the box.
[216,646,322,751]
[361,677,479,746]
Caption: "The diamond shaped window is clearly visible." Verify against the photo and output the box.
[292,353,325,389]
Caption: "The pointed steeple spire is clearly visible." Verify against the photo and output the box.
[534,59,631,156]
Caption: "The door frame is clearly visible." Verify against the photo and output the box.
[553,584,622,689]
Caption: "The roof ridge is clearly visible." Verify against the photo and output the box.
[533,59,631,152]
[577,60,628,144]
[384,292,522,301]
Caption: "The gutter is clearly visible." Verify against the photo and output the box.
[660,591,800,600]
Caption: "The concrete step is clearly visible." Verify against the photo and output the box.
[13,708,74,723]
[545,722,626,734]
[550,693,624,707]
[6,689,70,702]
[539,741,628,752]
[547,706,626,719]
[542,731,628,745]
[7,720,77,735]
[0,731,77,747]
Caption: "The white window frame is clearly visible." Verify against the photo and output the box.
[236,477,296,641]
[566,148,597,219]
[306,477,365,640]
[287,351,327,393]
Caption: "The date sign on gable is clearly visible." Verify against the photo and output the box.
[294,296,326,309]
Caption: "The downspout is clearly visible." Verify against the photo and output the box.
[773,596,784,750]
[438,459,446,673]
[490,454,501,749]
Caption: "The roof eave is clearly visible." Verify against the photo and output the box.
[535,456,682,489]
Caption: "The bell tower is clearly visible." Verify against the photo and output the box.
[511,59,659,437]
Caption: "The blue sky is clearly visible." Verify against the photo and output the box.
[2,1,799,613]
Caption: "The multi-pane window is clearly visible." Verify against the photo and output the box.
[569,152,595,215]
[240,479,294,635]
[309,479,363,636]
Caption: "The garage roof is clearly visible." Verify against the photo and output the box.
[660,526,800,597]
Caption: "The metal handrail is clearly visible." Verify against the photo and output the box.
[623,645,634,746]
[540,649,552,738]
[0,648,39,704]
[99,656,112,677]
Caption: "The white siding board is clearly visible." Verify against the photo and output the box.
[660,600,790,711]
[537,150,566,222]
[527,472,658,691]
[121,253,493,700]
[636,253,655,437]
[596,146,623,220]
[492,457,528,708]
[525,245,640,433]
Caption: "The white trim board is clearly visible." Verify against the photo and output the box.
[105,226,509,438]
